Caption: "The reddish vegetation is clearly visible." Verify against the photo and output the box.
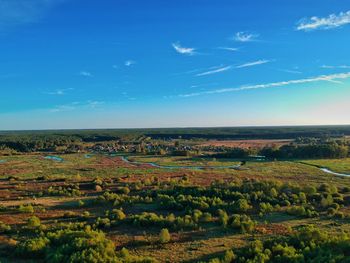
[256,223,291,235]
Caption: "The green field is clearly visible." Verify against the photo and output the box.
[300,158,350,174]
[1,153,350,262]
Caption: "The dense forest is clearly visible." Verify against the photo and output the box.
[213,141,350,159]
[1,126,350,160]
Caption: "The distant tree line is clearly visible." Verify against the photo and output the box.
[0,134,120,153]
[211,141,349,159]
[261,142,349,159]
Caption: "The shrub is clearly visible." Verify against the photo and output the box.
[95,185,103,192]
[111,209,126,221]
[18,204,34,213]
[16,227,156,262]
[229,226,350,262]
[27,216,41,229]
[218,209,229,227]
[117,187,130,195]
[0,220,11,233]
[233,199,251,213]
[222,250,235,263]
[286,205,318,218]
[229,214,256,233]
[16,237,50,257]
[200,212,212,223]
[96,217,111,228]
[159,228,171,244]
[82,211,90,218]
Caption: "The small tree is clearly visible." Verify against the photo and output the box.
[0,220,11,233]
[19,204,34,213]
[27,216,41,229]
[159,228,170,244]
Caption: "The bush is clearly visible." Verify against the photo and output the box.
[159,228,171,244]
[16,227,156,262]
[229,214,256,233]
[0,220,11,233]
[286,205,318,218]
[117,187,130,195]
[111,209,126,221]
[200,212,212,223]
[96,217,111,228]
[16,237,50,257]
[27,216,41,229]
[95,185,103,192]
[233,199,251,213]
[229,226,350,262]
[18,204,34,213]
[218,209,229,227]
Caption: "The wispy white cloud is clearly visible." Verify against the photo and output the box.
[172,42,195,55]
[45,88,73,96]
[50,104,76,113]
[234,31,259,42]
[86,100,105,108]
[0,0,64,29]
[79,71,93,77]
[296,10,350,31]
[321,64,350,69]
[50,100,104,112]
[278,69,302,74]
[121,92,136,100]
[196,65,232,76]
[218,47,239,52]
[179,72,350,97]
[125,60,136,66]
[236,59,270,69]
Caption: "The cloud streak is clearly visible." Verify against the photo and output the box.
[196,65,232,76]
[172,42,195,55]
[45,88,73,96]
[0,0,64,29]
[234,31,258,42]
[297,10,350,31]
[321,65,350,69]
[236,60,270,69]
[218,47,239,52]
[179,72,350,97]
[125,60,136,66]
[79,71,93,77]
[50,100,104,112]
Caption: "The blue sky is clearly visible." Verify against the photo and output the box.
[1,0,350,130]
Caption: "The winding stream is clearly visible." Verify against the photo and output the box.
[120,156,242,170]
[297,161,350,177]
[44,156,63,162]
[120,156,350,176]
[319,168,350,177]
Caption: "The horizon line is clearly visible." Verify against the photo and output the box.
[1,123,350,133]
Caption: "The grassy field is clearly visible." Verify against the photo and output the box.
[128,155,241,167]
[1,153,350,262]
[300,158,350,173]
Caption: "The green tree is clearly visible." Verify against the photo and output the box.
[159,228,171,244]
[27,216,41,229]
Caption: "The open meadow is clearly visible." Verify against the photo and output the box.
[1,147,350,262]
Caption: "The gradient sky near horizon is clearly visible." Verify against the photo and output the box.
[1,0,350,130]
